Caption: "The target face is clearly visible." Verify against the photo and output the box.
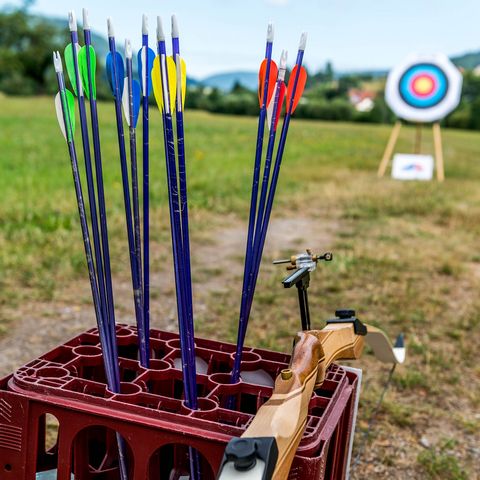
[385,54,462,123]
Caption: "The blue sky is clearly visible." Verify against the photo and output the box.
[3,0,480,77]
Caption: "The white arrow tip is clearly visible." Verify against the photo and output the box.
[142,14,148,35]
[68,11,77,32]
[267,22,274,42]
[107,17,114,37]
[280,49,288,69]
[299,32,307,51]
[171,14,179,38]
[53,51,63,72]
[82,8,90,30]
[125,39,132,59]
[157,16,165,41]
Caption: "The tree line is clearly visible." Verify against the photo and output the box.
[2,3,480,130]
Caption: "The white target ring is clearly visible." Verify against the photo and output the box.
[385,53,463,123]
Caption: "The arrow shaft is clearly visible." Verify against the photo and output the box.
[55,69,117,391]
[232,40,273,384]
[84,28,120,387]
[70,30,117,389]
[157,39,197,410]
[141,34,151,366]
[108,35,145,364]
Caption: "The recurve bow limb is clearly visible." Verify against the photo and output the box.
[217,315,405,480]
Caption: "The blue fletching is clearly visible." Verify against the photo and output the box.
[137,46,155,97]
[106,51,125,98]
[132,79,142,128]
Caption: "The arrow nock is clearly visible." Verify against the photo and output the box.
[157,16,165,42]
[142,14,148,35]
[53,51,63,73]
[68,10,77,32]
[299,32,307,51]
[107,17,115,37]
[171,14,179,38]
[82,9,90,30]
[267,22,274,42]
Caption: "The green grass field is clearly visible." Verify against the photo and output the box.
[1,96,479,478]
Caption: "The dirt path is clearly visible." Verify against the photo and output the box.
[0,214,337,376]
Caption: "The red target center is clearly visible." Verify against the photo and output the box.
[411,74,436,97]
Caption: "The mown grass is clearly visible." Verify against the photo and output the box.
[1,96,480,477]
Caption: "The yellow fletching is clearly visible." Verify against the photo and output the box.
[151,55,177,113]
[166,56,177,112]
[151,55,163,111]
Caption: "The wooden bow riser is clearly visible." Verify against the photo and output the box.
[241,324,365,479]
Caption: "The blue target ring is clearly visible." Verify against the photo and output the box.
[399,63,449,109]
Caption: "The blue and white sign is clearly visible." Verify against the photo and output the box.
[392,154,434,181]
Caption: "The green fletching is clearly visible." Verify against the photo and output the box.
[79,45,97,100]
[64,44,78,96]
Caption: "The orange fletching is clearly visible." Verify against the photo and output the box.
[286,65,307,114]
[258,59,279,107]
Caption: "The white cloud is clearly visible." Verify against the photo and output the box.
[265,0,290,5]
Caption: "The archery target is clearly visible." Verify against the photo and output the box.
[385,54,462,123]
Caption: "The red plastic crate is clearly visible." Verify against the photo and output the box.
[0,325,359,479]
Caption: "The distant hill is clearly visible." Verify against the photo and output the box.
[199,71,258,92]
[451,51,480,70]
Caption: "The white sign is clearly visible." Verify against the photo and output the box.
[392,154,434,181]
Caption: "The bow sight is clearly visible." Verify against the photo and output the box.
[274,249,332,330]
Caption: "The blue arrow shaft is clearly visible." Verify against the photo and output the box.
[126,56,148,368]
[84,28,120,389]
[172,38,197,409]
[141,34,151,367]
[232,49,305,387]
[157,41,197,410]
[70,31,119,389]
[55,70,117,390]
[108,36,145,366]
[231,40,273,384]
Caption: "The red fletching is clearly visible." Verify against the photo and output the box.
[273,82,286,131]
[258,59,279,107]
[286,65,307,114]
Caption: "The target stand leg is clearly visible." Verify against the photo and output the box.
[378,121,402,177]
[433,122,445,182]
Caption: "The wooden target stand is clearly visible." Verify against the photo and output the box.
[377,120,445,182]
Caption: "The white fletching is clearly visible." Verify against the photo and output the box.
[125,39,132,59]
[53,51,63,73]
[107,17,114,37]
[299,32,307,51]
[82,9,90,30]
[142,14,148,35]
[176,53,182,112]
[121,77,131,126]
[54,92,67,141]
[267,22,274,42]
[68,11,77,32]
[171,15,179,38]
[141,46,148,94]
[157,16,165,42]
[279,49,288,80]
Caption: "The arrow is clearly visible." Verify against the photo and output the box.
[81,9,120,388]
[232,24,275,387]
[219,316,405,479]
[53,50,119,391]
[266,50,287,131]
[154,15,198,413]
[172,14,198,419]
[106,18,146,372]
[138,14,155,371]
[65,12,118,393]
[232,33,308,389]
